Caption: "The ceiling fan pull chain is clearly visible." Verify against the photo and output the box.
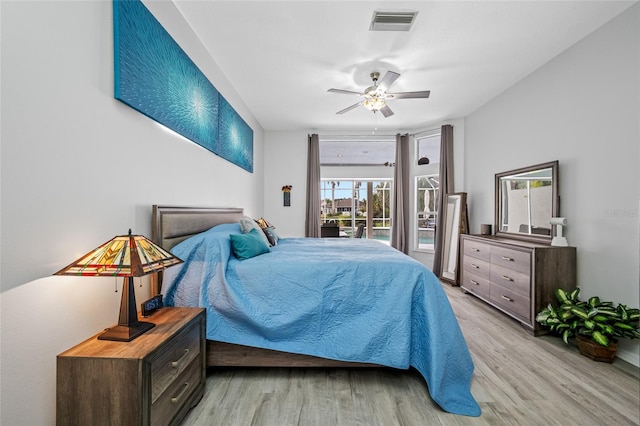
[372,111,378,134]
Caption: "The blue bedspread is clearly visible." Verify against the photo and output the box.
[162,224,481,416]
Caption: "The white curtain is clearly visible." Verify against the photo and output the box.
[390,133,410,253]
[305,134,321,237]
[432,125,454,277]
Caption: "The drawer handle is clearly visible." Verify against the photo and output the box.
[472,248,480,252]
[171,382,190,404]
[171,349,190,368]
[501,275,514,282]
[470,280,479,286]
[501,295,514,302]
[470,263,479,269]
[501,256,514,261]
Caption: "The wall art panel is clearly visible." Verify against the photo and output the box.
[113,0,253,172]
[218,95,254,173]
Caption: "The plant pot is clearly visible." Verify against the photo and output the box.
[576,335,617,363]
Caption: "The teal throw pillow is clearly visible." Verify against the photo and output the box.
[230,228,271,260]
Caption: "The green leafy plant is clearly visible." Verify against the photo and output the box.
[536,288,640,346]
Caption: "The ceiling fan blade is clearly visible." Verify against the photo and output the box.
[377,71,400,92]
[328,88,362,96]
[387,90,430,99]
[336,102,362,115]
[380,105,394,118]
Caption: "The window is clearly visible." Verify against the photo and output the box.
[416,131,440,165]
[415,175,439,251]
[415,129,441,252]
[321,179,392,242]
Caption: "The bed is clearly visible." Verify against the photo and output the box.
[151,205,480,417]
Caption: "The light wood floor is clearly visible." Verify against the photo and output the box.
[182,284,640,425]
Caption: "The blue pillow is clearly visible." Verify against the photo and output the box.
[263,227,280,246]
[230,228,271,260]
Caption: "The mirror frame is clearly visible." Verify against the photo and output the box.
[440,192,468,285]
[494,160,559,244]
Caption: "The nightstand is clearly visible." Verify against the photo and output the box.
[57,307,206,426]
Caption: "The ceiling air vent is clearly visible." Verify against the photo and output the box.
[369,11,418,32]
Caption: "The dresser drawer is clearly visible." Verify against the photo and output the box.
[491,246,530,274]
[461,271,491,299]
[151,357,202,426]
[490,283,531,321]
[490,264,530,297]
[151,320,201,403]
[463,256,491,279]
[463,240,491,262]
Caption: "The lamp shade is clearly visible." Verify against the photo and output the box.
[55,230,182,277]
[54,230,183,342]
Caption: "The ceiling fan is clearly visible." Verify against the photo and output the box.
[328,71,430,118]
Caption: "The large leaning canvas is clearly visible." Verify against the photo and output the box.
[113,0,253,172]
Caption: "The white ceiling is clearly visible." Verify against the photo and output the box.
[173,1,635,133]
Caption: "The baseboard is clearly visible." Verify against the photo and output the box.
[616,346,640,369]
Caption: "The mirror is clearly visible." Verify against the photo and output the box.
[495,161,558,243]
[440,192,468,285]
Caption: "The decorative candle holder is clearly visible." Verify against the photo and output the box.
[282,185,292,207]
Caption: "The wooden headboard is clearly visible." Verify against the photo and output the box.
[150,205,244,294]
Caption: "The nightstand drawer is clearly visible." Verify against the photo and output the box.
[151,319,201,403]
[151,357,201,426]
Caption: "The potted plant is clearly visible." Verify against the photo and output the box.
[535,288,640,362]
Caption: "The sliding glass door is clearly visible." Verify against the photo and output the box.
[320,179,392,241]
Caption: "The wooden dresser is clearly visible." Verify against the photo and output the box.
[57,307,206,426]
[460,234,576,335]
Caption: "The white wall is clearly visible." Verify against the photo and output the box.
[0,1,264,424]
[263,131,308,237]
[464,4,639,365]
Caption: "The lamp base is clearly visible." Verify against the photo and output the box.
[551,236,568,247]
[98,320,155,342]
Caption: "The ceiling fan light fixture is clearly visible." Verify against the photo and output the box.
[363,95,386,112]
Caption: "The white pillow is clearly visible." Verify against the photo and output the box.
[239,216,270,246]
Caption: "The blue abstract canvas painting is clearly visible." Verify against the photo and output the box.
[218,96,254,173]
[113,0,253,172]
